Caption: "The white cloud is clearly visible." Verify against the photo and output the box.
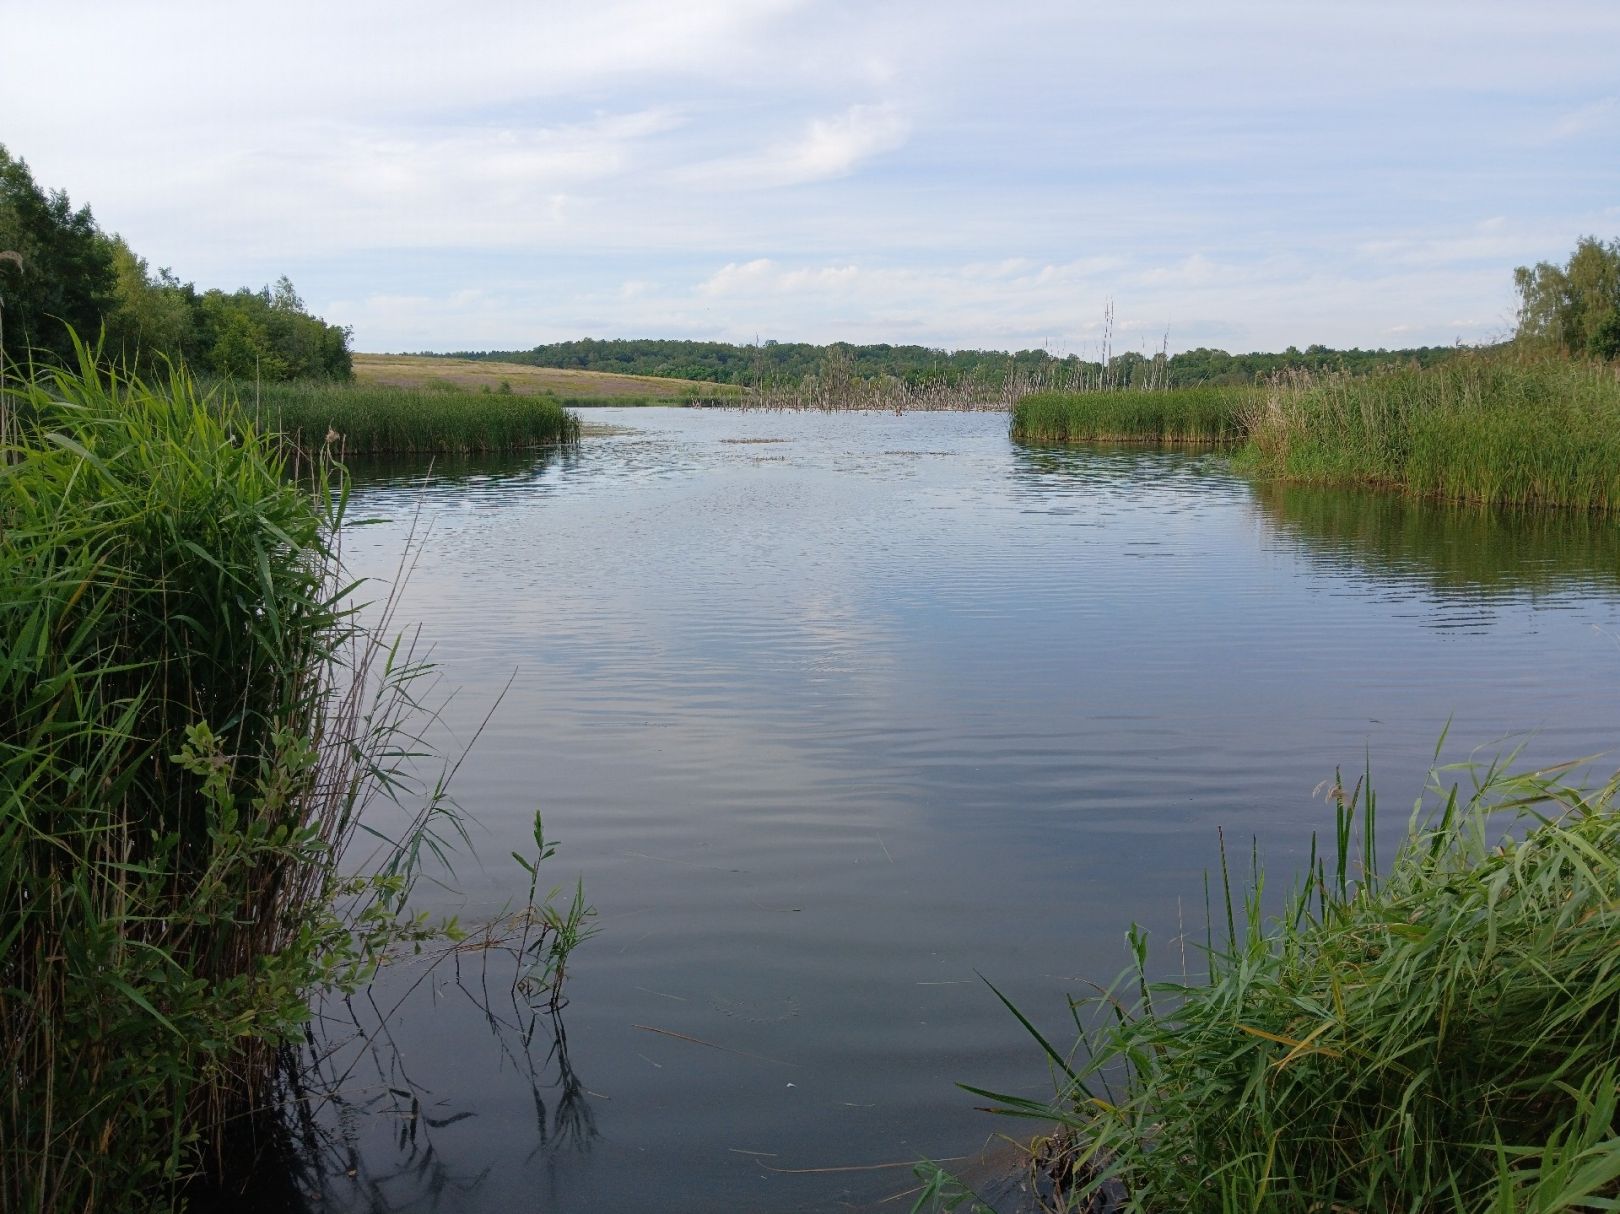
[679,103,911,188]
[2,1,1617,351]
[1551,96,1619,139]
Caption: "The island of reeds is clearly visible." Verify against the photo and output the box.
[246,379,580,455]
[1012,354,1620,512]
[1011,238,1620,513]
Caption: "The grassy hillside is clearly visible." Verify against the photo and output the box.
[355,353,739,404]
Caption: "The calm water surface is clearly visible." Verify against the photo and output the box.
[304,408,1620,1212]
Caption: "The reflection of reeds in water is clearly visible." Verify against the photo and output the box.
[1252,479,1620,594]
[257,947,600,1212]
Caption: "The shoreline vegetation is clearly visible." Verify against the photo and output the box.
[937,756,1620,1214]
[1014,384,1255,444]
[0,352,586,1211]
[1011,237,1620,512]
[1013,354,1620,512]
[244,378,581,455]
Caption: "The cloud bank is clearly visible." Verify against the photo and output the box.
[4,0,1617,353]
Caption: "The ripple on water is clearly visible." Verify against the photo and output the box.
[317,409,1620,1213]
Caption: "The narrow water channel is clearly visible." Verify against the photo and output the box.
[294,408,1620,1212]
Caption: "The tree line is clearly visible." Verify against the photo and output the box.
[441,237,1620,390]
[439,335,1465,391]
[6,134,1613,389]
[0,144,351,380]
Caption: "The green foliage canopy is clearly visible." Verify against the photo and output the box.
[0,144,117,367]
[444,336,1462,391]
[1514,235,1620,360]
[0,143,351,381]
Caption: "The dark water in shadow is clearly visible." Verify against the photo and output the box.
[291,411,1620,1213]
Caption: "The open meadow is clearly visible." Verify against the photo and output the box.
[353,353,740,405]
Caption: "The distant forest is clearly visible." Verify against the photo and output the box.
[438,338,1465,389]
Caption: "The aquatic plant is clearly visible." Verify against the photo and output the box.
[1251,481,1620,596]
[1012,386,1255,443]
[1015,353,1620,513]
[0,347,573,1209]
[960,752,1620,1212]
[241,378,580,455]
[1239,355,1620,511]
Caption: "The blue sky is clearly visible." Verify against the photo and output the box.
[5,0,1618,355]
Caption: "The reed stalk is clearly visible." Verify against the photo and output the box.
[1012,385,1254,443]
[237,379,580,455]
[1237,355,1620,511]
[0,345,537,1209]
[957,754,1620,1213]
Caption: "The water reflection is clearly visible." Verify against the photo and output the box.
[281,950,598,1212]
[1008,440,1236,503]
[343,446,576,508]
[1252,482,1620,596]
[1010,438,1620,599]
[301,414,1620,1213]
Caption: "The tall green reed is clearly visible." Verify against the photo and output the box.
[955,752,1620,1213]
[240,379,580,455]
[0,345,528,1210]
[1239,355,1620,511]
[1012,387,1256,444]
[1014,354,1620,513]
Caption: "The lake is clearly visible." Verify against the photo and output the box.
[297,407,1620,1213]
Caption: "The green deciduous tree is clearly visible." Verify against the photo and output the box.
[0,144,117,367]
[102,235,195,372]
[1514,235,1620,360]
[1,144,352,382]
[194,283,351,382]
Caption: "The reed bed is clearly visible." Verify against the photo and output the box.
[1012,386,1256,443]
[1011,355,1620,513]
[1239,356,1620,511]
[962,757,1620,1213]
[241,380,580,455]
[0,352,533,1209]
